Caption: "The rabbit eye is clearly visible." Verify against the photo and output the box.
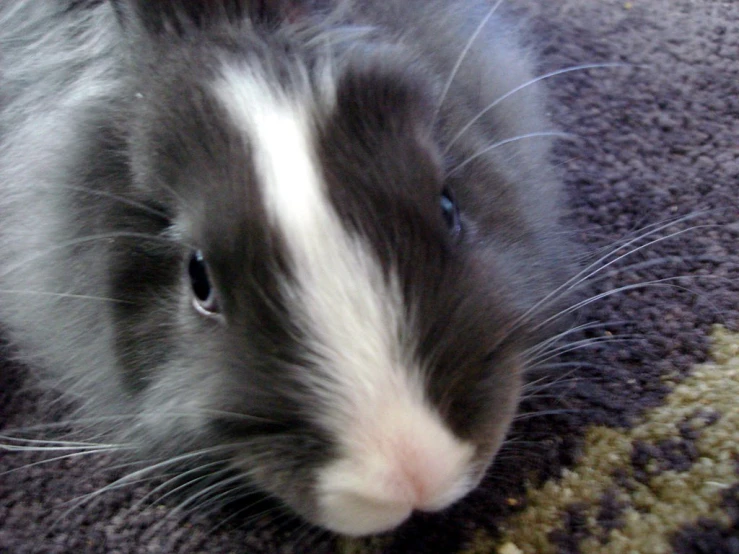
[188,250,219,315]
[440,187,461,235]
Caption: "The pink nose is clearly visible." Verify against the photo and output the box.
[315,430,477,536]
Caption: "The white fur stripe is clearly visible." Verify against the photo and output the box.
[213,68,474,510]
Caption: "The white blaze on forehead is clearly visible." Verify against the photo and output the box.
[213,65,417,420]
[213,69,475,524]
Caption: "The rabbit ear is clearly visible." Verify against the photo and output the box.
[109,0,304,35]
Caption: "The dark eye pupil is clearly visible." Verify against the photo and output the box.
[440,188,461,234]
[188,251,218,314]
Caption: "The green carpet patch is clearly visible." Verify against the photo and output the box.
[485,326,739,554]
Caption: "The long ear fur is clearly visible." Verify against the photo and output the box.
[108,0,304,35]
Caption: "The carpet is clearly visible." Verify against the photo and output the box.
[1,0,738,552]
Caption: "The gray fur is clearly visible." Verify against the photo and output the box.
[0,0,572,534]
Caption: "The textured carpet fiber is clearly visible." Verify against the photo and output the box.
[1,0,738,552]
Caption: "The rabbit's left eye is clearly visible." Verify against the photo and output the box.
[188,250,220,316]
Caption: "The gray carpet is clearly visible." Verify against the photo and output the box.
[2,0,738,552]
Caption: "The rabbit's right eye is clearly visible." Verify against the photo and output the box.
[188,250,219,315]
[440,187,462,236]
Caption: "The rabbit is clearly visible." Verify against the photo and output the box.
[0,0,573,536]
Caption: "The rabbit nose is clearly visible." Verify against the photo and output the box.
[315,417,476,536]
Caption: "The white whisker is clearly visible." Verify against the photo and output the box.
[196,408,279,424]
[190,481,259,519]
[500,214,711,343]
[512,408,580,422]
[0,231,185,281]
[522,320,627,360]
[525,334,639,367]
[153,473,246,533]
[446,131,574,176]
[533,277,693,333]
[205,493,275,534]
[0,442,121,453]
[521,372,579,398]
[0,435,119,449]
[49,183,169,219]
[0,447,124,477]
[0,288,133,303]
[443,62,632,154]
[432,0,505,123]
[54,475,162,529]
[290,517,326,549]
[50,445,241,526]
[554,221,711,303]
[132,461,228,511]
